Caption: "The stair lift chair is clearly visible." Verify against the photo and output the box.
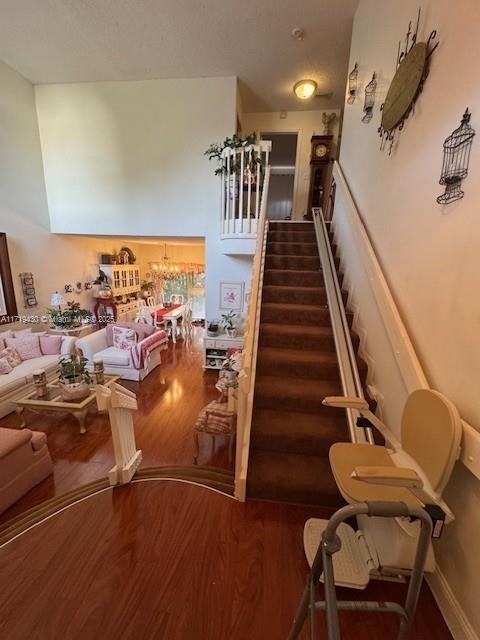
[305,389,462,587]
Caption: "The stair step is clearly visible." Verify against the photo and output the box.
[265,254,339,271]
[269,221,314,231]
[247,450,344,507]
[268,230,316,243]
[257,347,339,380]
[262,285,327,305]
[259,323,336,350]
[267,241,318,257]
[263,269,323,287]
[261,302,353,327]
[251,409,348,456]
[254,376,342,413]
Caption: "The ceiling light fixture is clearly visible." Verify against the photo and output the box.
[293,79,318,100]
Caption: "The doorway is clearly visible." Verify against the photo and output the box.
[261,132,298,220]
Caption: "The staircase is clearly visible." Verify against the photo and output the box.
[247,221,363,507]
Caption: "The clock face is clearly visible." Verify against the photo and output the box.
[315,143,328,158]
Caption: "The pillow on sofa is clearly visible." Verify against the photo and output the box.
[0,330,13,343]
[40,335,62,355]
[0,347,22,368]
[106,322,155,347]
[5,335,42,361]
[13,328,32,337]
[112,326,137,350]
[0,357,13,375]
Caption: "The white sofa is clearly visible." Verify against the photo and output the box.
[76,328,163,381]
[0,336,76,419]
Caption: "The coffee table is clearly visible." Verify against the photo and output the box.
[15,374,120,434]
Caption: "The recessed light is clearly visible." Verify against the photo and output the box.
[293,79,317,100]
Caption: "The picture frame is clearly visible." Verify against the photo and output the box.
[0,234,18,323]
[220,282,244,311]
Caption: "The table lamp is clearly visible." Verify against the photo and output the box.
[50,291,65,313]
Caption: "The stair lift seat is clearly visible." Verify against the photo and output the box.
[304,389,462,587]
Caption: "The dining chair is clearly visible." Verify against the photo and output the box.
[170,294,184,304]
[146,295,156,307]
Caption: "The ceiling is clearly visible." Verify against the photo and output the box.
[0,0,358,111]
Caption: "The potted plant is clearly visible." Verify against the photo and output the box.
[47,301,92,330]
[57,354,92,401]
[221,311,238,338]
[207,320,220,337]
[140,281,155,299]
[204,133,263,178]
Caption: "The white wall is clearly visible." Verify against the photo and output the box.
[35,76,250,319]
[243,109,341,219]
[340,1,480,636]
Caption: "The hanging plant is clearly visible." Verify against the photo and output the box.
[204,133,263,176]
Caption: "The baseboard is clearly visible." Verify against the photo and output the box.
[427,567,478,640]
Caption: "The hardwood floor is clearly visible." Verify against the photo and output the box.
[0,327,222,525]
[0,480,452,640]
[0,327,453,639]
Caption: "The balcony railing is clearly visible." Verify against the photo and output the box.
[220,140,271,238]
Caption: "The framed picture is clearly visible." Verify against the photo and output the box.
[0,234,17,323]
[220,282,244,311]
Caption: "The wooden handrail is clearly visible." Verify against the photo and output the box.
[234,166,271,501]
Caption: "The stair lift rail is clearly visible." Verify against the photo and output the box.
[287,501,433,640]
[312,207,373,445]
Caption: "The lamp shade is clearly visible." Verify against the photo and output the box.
[50,292,65,307]
[293,79,317,100]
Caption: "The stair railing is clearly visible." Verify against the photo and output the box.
[221,141,271,238]
[235,166,271,501]
[312,207,373,445]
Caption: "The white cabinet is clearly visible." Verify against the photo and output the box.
[100,264,141,297]
[203,334,244,370]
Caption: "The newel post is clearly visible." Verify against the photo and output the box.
[96,383,143,486]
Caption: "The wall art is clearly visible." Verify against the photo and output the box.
[19,272,38,308]
[437,108,475,205]
[378,8,439,153]
[220,282,244,311]
[362,73,377,123]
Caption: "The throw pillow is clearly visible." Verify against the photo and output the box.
[0,347,22,368]
[13,328,32,337]
[5,335,42,361]
[112,326,137,350]
[0,357,13,375]
[40,335,62,355]
[0,330,13,342]
[107,322,154,346]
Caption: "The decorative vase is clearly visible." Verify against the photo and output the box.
[59,379,90,402]
[226,328,237,338]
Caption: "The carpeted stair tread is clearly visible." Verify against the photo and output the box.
[247,450,344,507]
[254,375,342,413]
[264,269,323,287]
[262,284,326,305]
[265,254,321,270]
[261,302,352,327]
[257,347,339,380]
[267,241,318,256]
[259,323,336,350]
[251,408,348,456]
[268,231,316,243]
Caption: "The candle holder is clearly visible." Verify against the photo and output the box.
[93,358,105,385]
[33,369,48,399]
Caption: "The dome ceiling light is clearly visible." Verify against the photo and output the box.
[293,79,318,100]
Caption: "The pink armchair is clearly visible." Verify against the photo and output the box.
[0,427,53,515]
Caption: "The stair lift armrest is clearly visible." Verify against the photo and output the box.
[323,396,370,410]
[352,466,423,489]
[323,397,402,451]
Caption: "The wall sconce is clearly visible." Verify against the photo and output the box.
[347,63,359,104]
[362,72,377,123]
[294,79,318,100]
[437,108,476,205]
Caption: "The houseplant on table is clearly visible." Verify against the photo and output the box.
[140,281,155,299]
[221,311,238,338]
[47,300,92,330]
[57,354,92,401]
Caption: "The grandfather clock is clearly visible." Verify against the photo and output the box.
[306,135,333,219]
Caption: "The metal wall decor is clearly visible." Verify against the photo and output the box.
[437,109,475,205]
[362,73,377,123]
[347,63,359,104]
[378,8,438,153]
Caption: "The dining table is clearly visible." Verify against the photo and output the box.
[150,303,185,343]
